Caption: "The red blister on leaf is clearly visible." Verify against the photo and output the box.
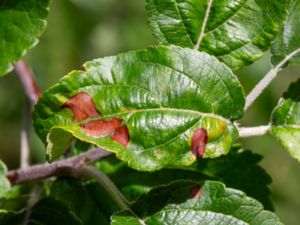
[63,92,100,121]
[191,186,201,198]
[111,126,130,147]
[80,118,122,137]
[191,128,207,159]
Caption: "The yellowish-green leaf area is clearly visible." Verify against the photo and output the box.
[33,46,244,171]
[271,79,300,162]
[111,181,283,225]
[272,0,300,65]
[146,0,287,70]
[0,0,49,76]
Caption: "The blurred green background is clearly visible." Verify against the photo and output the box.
[0,0,299,224]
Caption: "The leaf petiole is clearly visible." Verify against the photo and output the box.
[245,48,300,111]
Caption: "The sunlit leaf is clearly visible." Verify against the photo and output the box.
[271,0,300,65]
[146,0,287,70]
[271,79,300,162]
[33,45,244,171]
[111,180,282,225]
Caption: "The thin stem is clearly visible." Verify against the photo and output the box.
[23,184,43,225]
[75,166,130,211]
[14,60,41,169]
[76,166,146,225]
[245,48,300,111]
[6,148,112,185]
[14,60,41,108]
[238,125,270,138]
[194,0,213,50]
[20,100,31,169]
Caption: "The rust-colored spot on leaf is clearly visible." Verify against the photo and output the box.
[63,92,100,121]
[191,187,201,198]
[80,118,122,137]
[191,128,207,159]
[111,126,130,147]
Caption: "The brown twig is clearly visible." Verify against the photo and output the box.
[19,101,31,169]
[14,60,41,107]
[14,60,41,169]
[6,148,113,185]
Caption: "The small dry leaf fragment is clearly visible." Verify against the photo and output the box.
[63,92,100,121]
[191,128,208,159]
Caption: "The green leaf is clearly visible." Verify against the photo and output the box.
[271,0,300,65]
[271,79,300,162]
[84,182,121,220]
[0,210,25,225]
[0,0,49,76]
[96,146,273,209]
[94,155,210,201]
[195,146,273,210]
[111,180,282,225]
[29,198,82,225]
[50,178,109,225]
[0,197,81,225]
[33,45,244,171]
[0,160,10,196]
[146,0,287,70]
[0,184,35,211]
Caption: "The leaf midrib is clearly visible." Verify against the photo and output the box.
[79,107,229,125]
[195,0,249,49]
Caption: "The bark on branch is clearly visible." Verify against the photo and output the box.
[6,148,113,185]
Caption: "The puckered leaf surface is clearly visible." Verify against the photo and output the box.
[146,0,287,70]
[271,0,300,65]
[33,45,244,171]
[0,0,49,76]
[111,180,282,225]
[271,79,300,162]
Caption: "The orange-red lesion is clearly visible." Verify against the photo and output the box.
[63,92,100,121]
[63,92,130,147]
[191,128,207,159]
[191,186,202,198]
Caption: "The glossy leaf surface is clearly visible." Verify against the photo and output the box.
[111,181,282,225]
[271,0,300,65]
[194,146,273,210]
[146,0,286,70]
[0,0,49,76]
[33,46,244,171]
[271,79,300,162]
